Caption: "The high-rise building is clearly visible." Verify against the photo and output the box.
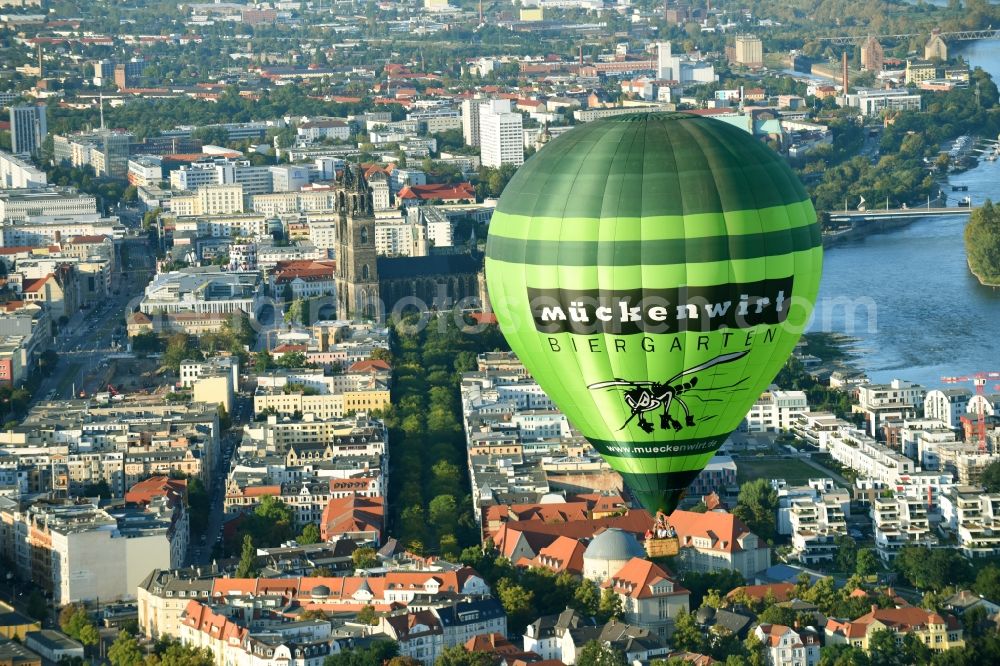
[733,35,763,68]
[657,41,673,80]
[861,36,884,73]
[9,104,46,157]
[93,60,114,86]
[462,97,487,147]
[479,100,524,169]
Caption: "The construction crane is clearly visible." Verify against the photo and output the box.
[941,372,1000,453]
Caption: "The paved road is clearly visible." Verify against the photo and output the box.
[35,239,155,402]
[186,393,253,565]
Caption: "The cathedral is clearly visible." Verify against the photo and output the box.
[334,166,483,321]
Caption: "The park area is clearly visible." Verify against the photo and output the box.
[735,456,831,486]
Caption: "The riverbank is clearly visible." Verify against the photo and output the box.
[968,260,1000,288]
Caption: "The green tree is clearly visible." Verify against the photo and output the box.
[894,546,972,591]
[867,629,906,666]
[496,578,535,633]
[818,644,871,666]
[355,605,378,626]
[254,350,276,371]
[236,535,259,578]
[835,534,858,573]
[434,646,495,666]
[352,546,378,569]
[974,564,1000,601]
[733,479,778,542]
[965,200,1000,285]
[982,459,1000,492]
[856,548,879,578]
[428,494,458,530]
[323,640,398,666]
[298,523,321,545]
[573,579,601,616]
[671,610,706,653]
[109,631,144,666]
[575,641,628,666]
[77,622,100,648]
[598,588,623,622]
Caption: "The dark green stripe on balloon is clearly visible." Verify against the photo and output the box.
[486,223,821,266]
[495,112,809,219]
[618,469,704,515]
[587,435,725,459]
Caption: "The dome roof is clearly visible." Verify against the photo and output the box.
[310,585,330,597]
[583,528,646,562]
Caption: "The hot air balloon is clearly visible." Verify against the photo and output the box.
[485,112,822,516]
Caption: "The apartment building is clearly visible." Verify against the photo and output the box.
[0,499,181,604]
[855,380,926,438]
[479,100,524,168]
[871,495,938,563]
[745,390,809,433]
[939,487,1000,558]
[826,607,963,654]
[924,388,973,429]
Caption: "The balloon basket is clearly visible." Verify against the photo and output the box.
[644,537,679,558]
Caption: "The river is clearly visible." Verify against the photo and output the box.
[808,39,1000,386]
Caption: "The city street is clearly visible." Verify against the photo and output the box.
[34,239,154,402]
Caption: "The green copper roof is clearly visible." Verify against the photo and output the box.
[494,112,809,219]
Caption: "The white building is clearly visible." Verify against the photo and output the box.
[0,189,97,223]
[462,97,489,147]
[297,119,351,142]
[0,151,47,188]
[855,380,926,437]
[754,624,821,666]
[375,220,427,257]
[170,184,245,216]
[140,267,263,319]
[925,388,973,429]
[940,487,1000,558]
[872,495,937,563]
[845,89,922,116]
[5,501,177,604]
[746,390,809,432]
[479,100,524,168]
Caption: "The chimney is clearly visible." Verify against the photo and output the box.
[871,604,878,614]
[579,44,583,65]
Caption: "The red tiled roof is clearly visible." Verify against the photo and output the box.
[126,476,187,506]
[666,509,755,554]
[523,535,586,575]
[397,182,476,202]
[348,359,391,373]
[69,235,110,244]
[21,276,51,294]
[320,495,384,542]
[827,607,961,640]
[602,557,688,599]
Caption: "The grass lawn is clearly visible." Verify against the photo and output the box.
[736,457,823,485]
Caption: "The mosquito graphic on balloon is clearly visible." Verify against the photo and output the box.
[587,350,751,434]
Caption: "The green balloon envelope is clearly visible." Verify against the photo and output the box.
[485,112,822,515]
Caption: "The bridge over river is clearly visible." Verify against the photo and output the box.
[827,206,974,224]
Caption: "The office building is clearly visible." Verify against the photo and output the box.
[479,100,523,168]
[9,105,46,157]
